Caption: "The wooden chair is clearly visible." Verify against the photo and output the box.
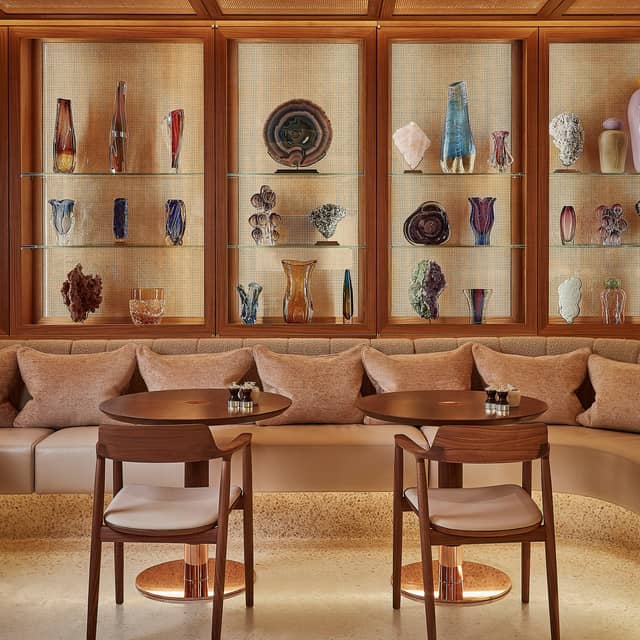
[87,424,253,640]
[393,423,559,640]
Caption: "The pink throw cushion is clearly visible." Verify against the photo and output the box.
[362,343,473,393]
[14,345,137,428]
[253,345,365,425]
[472,343,590,425]
[577,354,640,433]
[0,347,20,427]
[137,346,253,391]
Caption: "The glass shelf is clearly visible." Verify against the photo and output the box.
[227,171,363,177]
[391,243,526,249]
[228,243,365,249]
[22,244,204,249]
[390,172,525,177]
[550,243,640,249]
[21,171,205,178]
[549,172,640,177]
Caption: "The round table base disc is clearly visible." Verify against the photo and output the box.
[136,559,252,602]
[399,561,512,605]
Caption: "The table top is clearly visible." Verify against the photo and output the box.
[100,389,291,425]
[356,390,547,426]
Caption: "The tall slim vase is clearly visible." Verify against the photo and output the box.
[167,108,185,171]
[109,81,128,173]
[440,81,476,174]
[628,83,640,172]
[559,205,576,245]
[463,288,492,324]
[343,269,353,323]
[282,259,316,323]
[53,99,76,173]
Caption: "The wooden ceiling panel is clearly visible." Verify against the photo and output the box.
[392,0,547,14]
[565,0,640,13]
[215,0,368,14]
[0,0,197,14]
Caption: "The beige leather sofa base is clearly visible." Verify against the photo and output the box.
[34,424,425,493]
[0,428,53,493]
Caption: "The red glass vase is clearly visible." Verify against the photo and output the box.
[560,205,576,245]
[109,81,127,173]
[53,98,76,173]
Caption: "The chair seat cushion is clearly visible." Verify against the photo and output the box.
[404,484,542,534]
[104,484,242,536]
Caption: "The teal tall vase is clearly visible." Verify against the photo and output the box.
[440,81,476,174]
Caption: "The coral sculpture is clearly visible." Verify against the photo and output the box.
[60,264,103,323]
[409,259,446,320]
[549,112,584,168]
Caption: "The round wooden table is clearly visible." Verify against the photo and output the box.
[100,388,291,603]
[357,390,547,605]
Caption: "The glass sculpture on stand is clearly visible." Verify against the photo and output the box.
[237,282,263,325]
[282,259,316,323]
[468,196,496,246]
[109,81,128,173]
[48,198,75,245]
[597,204,627,246]
[463,288,492,324]
[440,81,476,174]
[601,278,626,325]
[165,199,186,246]
[53,98,76,174]
[166,108,185,172]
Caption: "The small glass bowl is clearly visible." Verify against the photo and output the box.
[129,288,165,326]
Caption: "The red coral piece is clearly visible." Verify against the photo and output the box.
[60,264,103,323]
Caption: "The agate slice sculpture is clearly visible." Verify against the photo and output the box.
[249,185,281,246]
[409,259,446,320]
[549,112,584,170]
[558,276,582,324]
[264,99,332,170]
[403,201,450,245]
[60,264,103,323]
[308,203,346,245]
[393,121,431,172]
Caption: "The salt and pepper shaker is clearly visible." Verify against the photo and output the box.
[229,381,260,413]
[228,382,241,411]
[485,385,497,414]
[496,386,510,415]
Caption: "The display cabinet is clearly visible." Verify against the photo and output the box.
[540,28,640,336]
[215,26,377,336]
[9,27,214,336]
[377,28,538,335]
[0,28,9,335]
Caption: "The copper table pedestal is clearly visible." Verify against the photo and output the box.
[400,546,511,605]
[136,543,253,602]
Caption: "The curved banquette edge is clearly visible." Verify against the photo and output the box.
[0,336,638,516]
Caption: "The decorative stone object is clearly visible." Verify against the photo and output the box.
[549,112,584,169]
[392,121,431,172]
[409,259,446,320]
[60,264,103,323]
[403,201,450,245]
[308,203,347,244]
[558,276,582,324]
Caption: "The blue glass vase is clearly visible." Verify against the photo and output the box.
[48,198,75,245]
[440,81,476,174]
[468,196,496,246]
[113,197,128,242]
[463,288,492,324]
[237,282,263,325]
[164,199,186,246]
[343,269,353,323]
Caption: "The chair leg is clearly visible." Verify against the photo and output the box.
[86,536,102,640]
[418,514,437,640]
[545,533,560,640]
[114,542,124,604]
[392,488,403,609]
[212,526,229,640]
[243,500,254,608]
[521,542,530,604]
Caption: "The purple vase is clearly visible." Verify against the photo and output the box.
[560,205,576,245]
[468,197,495,246]
[628,87,640,172]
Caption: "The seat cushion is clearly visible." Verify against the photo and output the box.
[405,484,542,534]
[0,427,53,493]
[14,344,137,428]
[136,345,253,391]
[104,484,242,536]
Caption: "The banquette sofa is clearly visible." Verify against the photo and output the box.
[1,336,639,520]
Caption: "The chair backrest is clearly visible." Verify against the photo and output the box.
[427,423,548,464]
[97,424,222,463]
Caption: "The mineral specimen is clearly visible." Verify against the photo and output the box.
[60,264,103,323]
[392,121,431,171]
[308,203,347,241]
[549,112,584,168]
[409,259,446,320]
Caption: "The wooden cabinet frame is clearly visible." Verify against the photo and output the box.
[539,27,640,338]
[8,25,215,337]
[0,28,8,335]
[376,27,539,336]
[215,25,378,336]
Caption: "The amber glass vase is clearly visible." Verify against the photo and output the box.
[109,81,128,173]
[53,98,76,173]
[282,259,316,323]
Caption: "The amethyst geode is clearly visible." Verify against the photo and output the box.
[409,259,446,320]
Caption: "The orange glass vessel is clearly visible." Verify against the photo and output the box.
[282,259,316,323]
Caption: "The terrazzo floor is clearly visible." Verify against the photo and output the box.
[0,536,638,640]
